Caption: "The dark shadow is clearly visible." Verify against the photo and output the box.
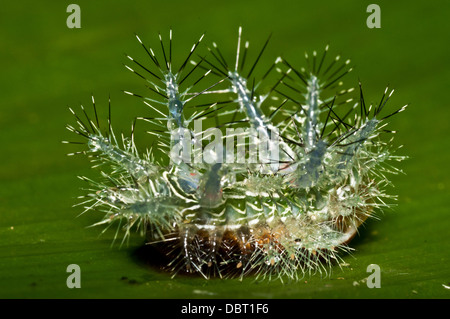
[348,216,381,249]
[130,243,172,274]
[130,243,206,279]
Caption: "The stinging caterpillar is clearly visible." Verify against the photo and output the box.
[65,27,407,281]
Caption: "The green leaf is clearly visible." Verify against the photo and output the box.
[0,0,448,299]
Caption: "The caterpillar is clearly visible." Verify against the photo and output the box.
[65,27,407,281]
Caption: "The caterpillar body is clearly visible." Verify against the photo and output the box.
[66,28,406,281]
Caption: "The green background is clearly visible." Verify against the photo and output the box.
[0,0,449,299]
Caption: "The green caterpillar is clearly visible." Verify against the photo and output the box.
[66,27,406,281]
